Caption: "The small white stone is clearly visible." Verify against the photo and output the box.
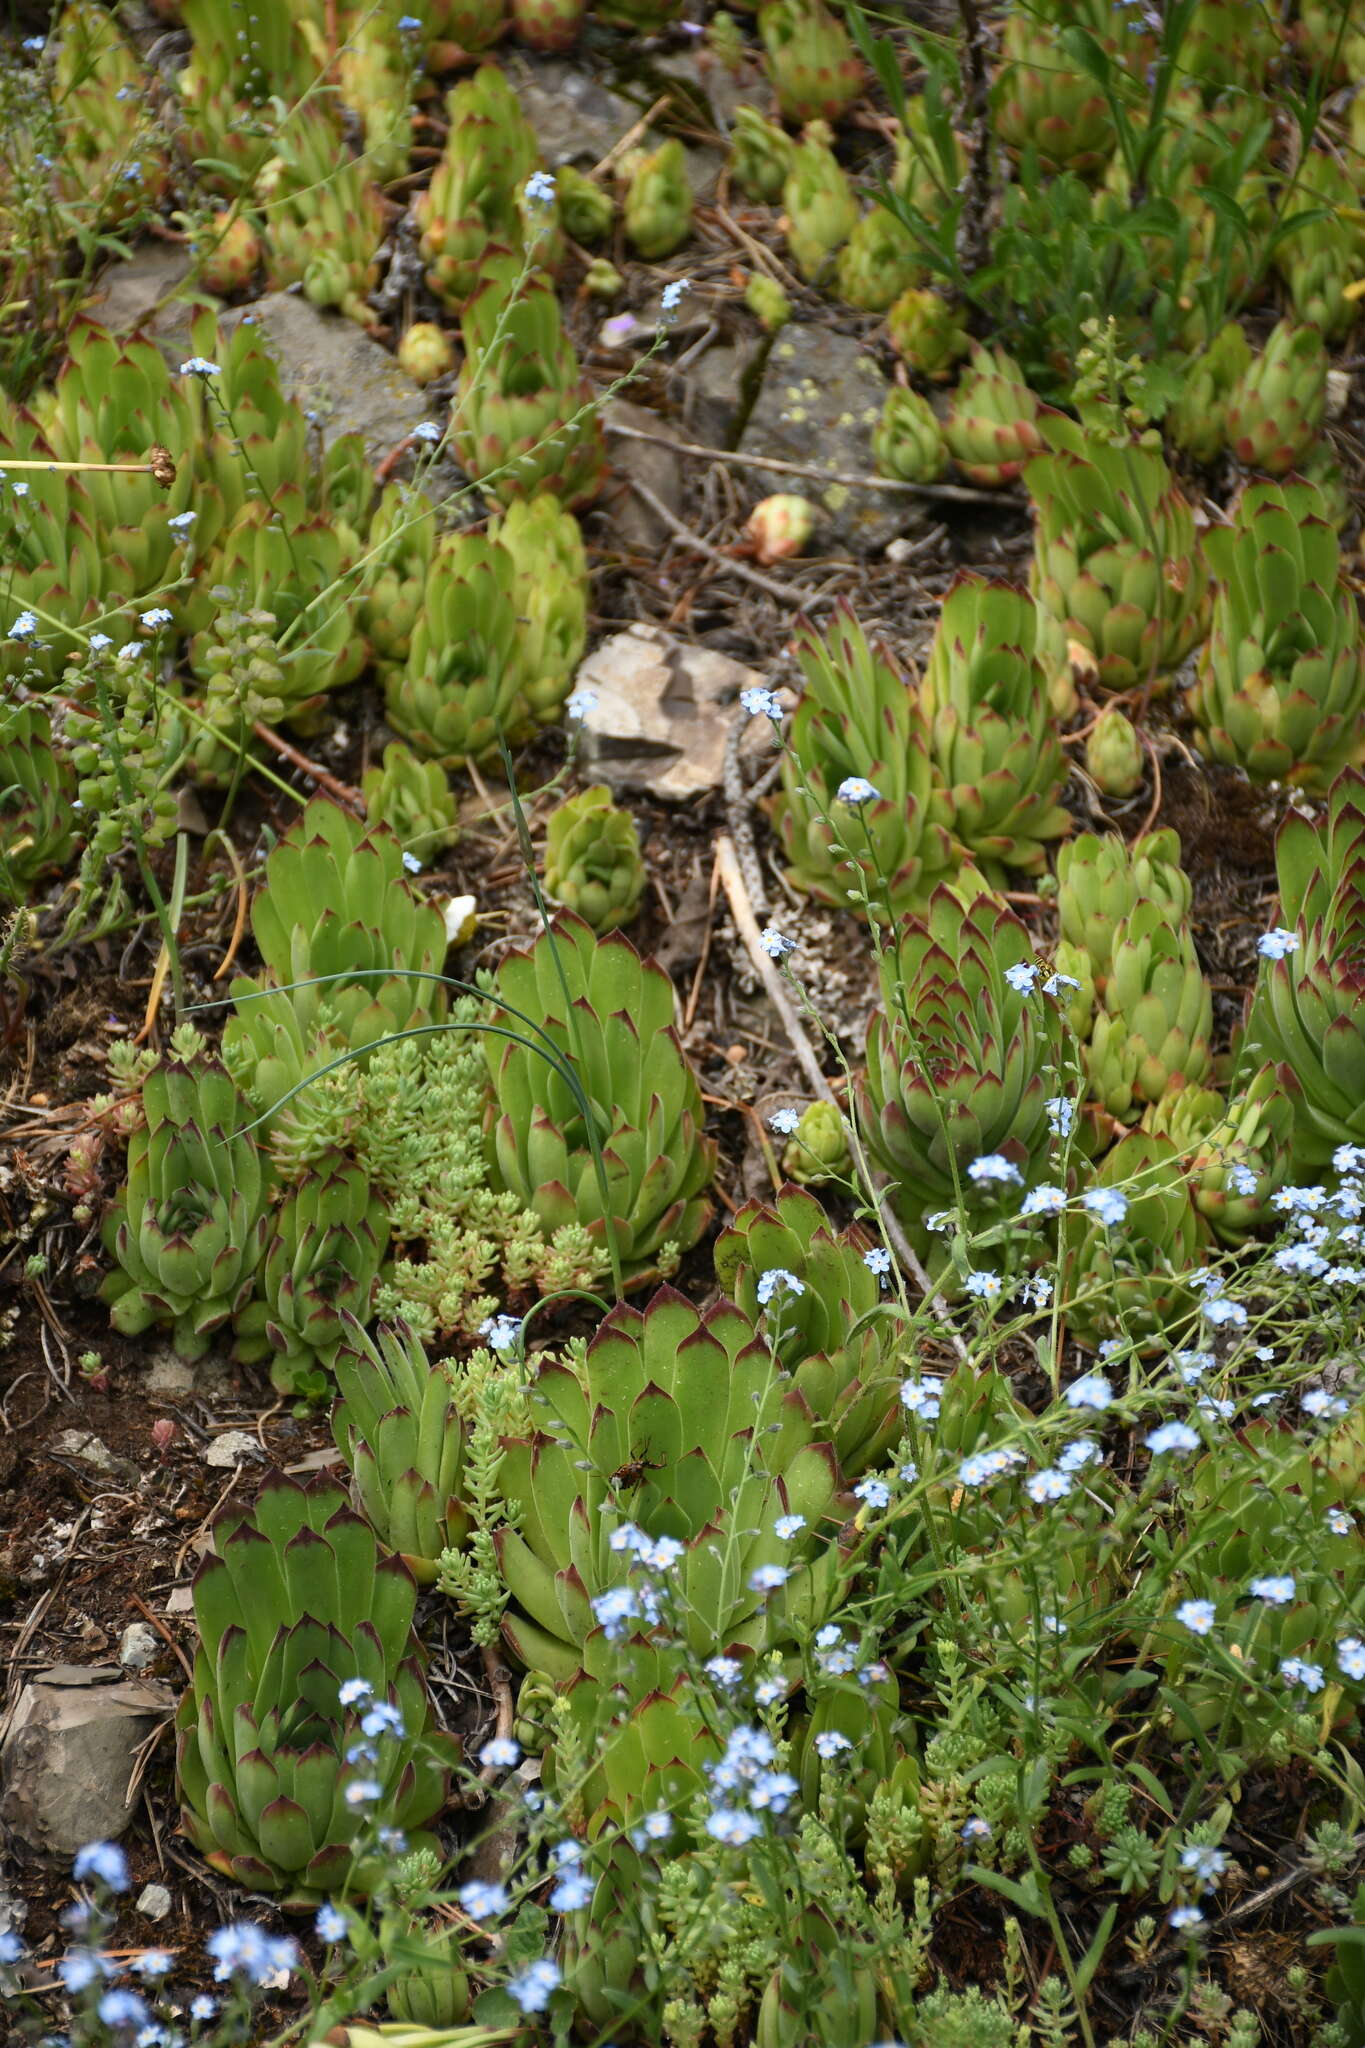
[136,1883,172,1921]
[118,1624,160,1672]
[204,1429,264,1469]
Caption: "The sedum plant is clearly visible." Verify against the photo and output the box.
[331,1318,470,1583]
[453,259,603,508]
[1187,477,1365,791]
[1024,413,1210,695]
[175,1473,458,1901]
[234,1155,391,1402]
[0,701,78,902]
[713,1185,907,1477]
[1243,770,1365,1171]
[495,1288,845,1684]
[101,1028,271,1362]
[543,785,647,932]
[223,799,449,1127]
[917,574,1070,883]
[483,913,716,1285]
[772,604,956,921]
[860,888,1061,1225]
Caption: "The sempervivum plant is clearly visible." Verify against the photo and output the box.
[0,701,78,902]
[1024,413,1211,694]
[453,258,604,508]
[1062,1134,1206,1352]
[544,786,647,932]
[1223,321,1328,475]
[1243,770,1365,1171]
[859,887,1061,1224]
[331,1317,470,1584]
[771,604,956,921]
[415,65,545,310]
[483,913,715,1284]
[917,573,1070,884]
[1084,905,1215,1122]
[942,346,1045,487]
[175,1473,458,1900]
[757,0,863,124]
[233,1155,390,1402]
[990,8,1115,173]
[487,494,589,727]
[1187,477,1365,791]
[222,799,449,1126]
[494,1288,845,1684]
[713,1185,907,1477]
[384,532,528,767]
[101,1027,271,1362]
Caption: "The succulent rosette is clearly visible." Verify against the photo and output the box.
[487,494,589,726]
[713,1185,907,1476]
[942,345,1045,487]
[234,1156,391,1401]
[918,574,1070,882]
[836,205,923,313]
[0,701,78,901]
[1025,413,1211,694]
[483,913,715,1280]
[757,0,863,124]
[873,388,948,484]
[331,1318,471,1583]
[543,785,647,931]
[175,1473,458,1900]
[415,65,548,310]
[771,603,957,920]
[1165,321,1253,467]
[1084,905,1215,1121]
[362,743,459,867]
[1223,320,1328,476]
[860,888,1061,1221]
[623,139,693,259]
[384,532,529,766]
[494,1288,845,1684]
[101,1034,272,1361]
[1085,707,1144,797]
[1243,770,1365,1170]
[1062,1134,1206,1352]
[223,799,449,1125]
[1188,477,1365,790]
[783,120,858,282]
[991,10,1115,173]
[453,258,603,507]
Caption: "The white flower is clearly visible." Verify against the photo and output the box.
[769,1106,800,1134]
[1247,1574,1295,1606]
[755,1266,804,1306]
[1065,1373,1113,1411]
[1146,1420,1199,1455]
[1045,1095,1075,1138]
[1004,962,1039,994]
[1021,1183,1067,1218]
[479,1312,522,1353]
[1025,1467,1072,1503]
[835,775,879,805]
[524,170,557,205]
[565,687,598,721]
[178,356,221,376]
[968,1153,1022,1185]
[1257,927,1299,960]
[759,926,795,959]
[660,279,690,313]
[1175,1599,1216,1636]
[1082,1187,1128,1226]
[1338,1637,1365,1681]
[741,686,784,720]
[863,1245,892,1277]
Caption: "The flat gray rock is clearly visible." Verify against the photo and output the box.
[0,1665,176,1861]
[508,53,634,167]
[738,324,924,556]
[573,623,771,801]
[215,294,442,472]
